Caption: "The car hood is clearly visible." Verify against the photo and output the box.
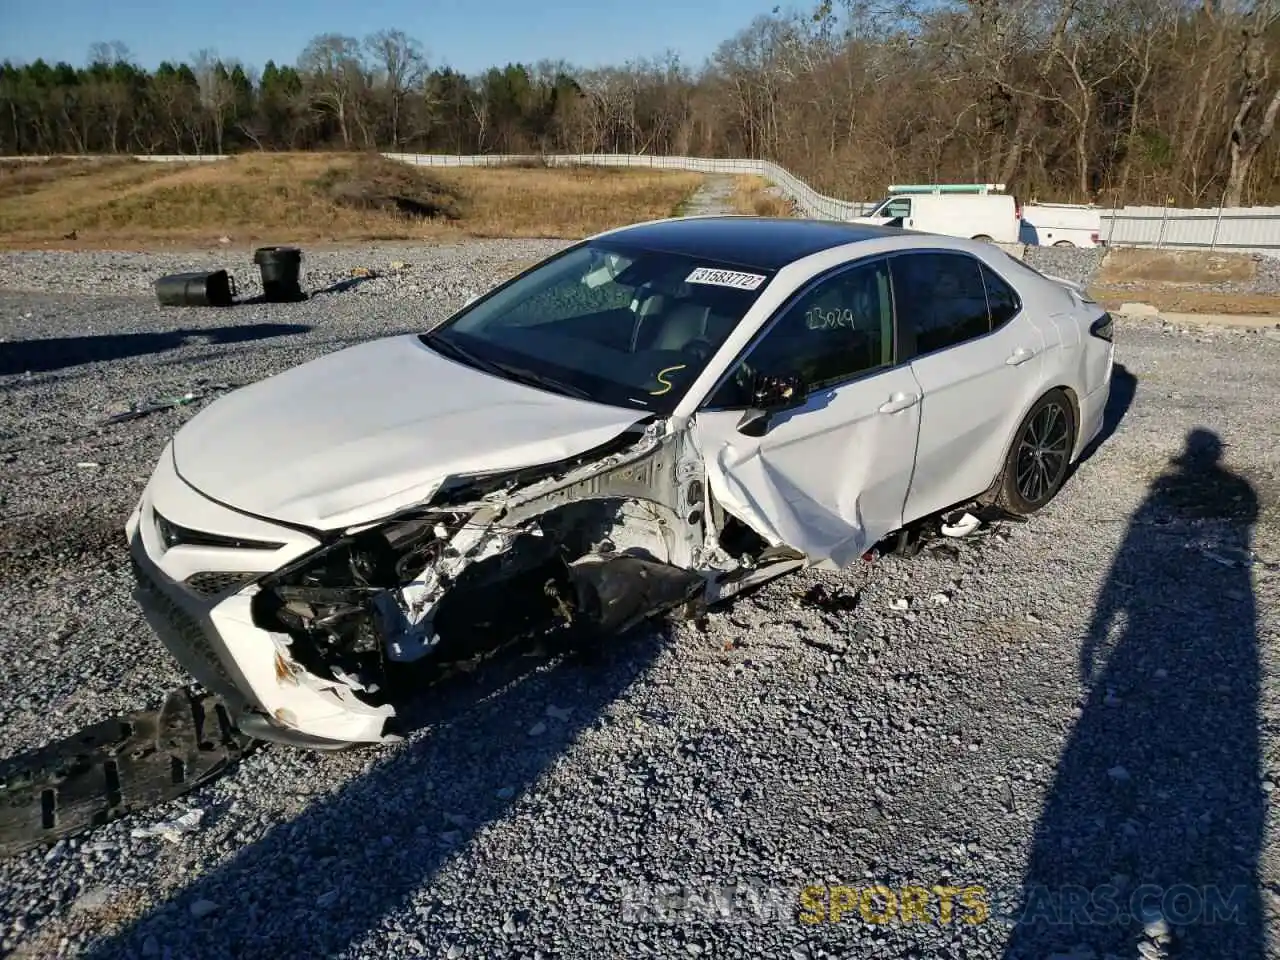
[172,334,647,530]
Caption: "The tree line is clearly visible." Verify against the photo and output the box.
[2,0,1278,206]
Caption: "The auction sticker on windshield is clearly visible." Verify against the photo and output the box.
[686,267,767,290]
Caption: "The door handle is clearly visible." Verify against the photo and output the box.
[1006,347,1038,366]
[878,392,920,414]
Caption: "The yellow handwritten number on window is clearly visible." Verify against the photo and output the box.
[649,364,687,396]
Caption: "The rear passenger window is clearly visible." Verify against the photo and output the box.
[981,264,1021,327]
[891,253,990,354]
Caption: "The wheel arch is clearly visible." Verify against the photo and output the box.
[980,383,1081,503]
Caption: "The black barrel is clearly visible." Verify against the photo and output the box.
[154,270,236,307]
[253,245,305,302]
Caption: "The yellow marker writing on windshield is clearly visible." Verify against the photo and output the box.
[649,364,687,396]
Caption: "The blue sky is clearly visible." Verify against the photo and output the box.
[0,0,791,74]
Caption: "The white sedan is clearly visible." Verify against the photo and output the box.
[126,216,1115,748]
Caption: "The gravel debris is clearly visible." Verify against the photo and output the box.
[680,175,738,216]
[0,241,1278,959]
[1022,245,1108,288]
[0,239,571,304]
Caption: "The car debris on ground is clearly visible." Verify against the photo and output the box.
[99,382,239,425]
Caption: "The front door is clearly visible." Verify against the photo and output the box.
[692,256,922,570]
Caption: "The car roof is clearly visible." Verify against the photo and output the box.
[595,216,916,272]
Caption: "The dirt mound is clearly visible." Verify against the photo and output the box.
[313,156,464,221]
[1098,248,1258,285]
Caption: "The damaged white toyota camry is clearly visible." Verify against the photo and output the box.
[126,216,1114,748]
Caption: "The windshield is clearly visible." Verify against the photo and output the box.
[421,241,775,414]
[869,197,911,218]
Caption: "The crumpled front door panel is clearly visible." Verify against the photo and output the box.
[693,366,924,570]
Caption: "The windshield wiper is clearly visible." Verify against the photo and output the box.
[424,334,593,401]
[422,333,507,376]
[484,360,593,401]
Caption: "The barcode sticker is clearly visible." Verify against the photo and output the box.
[685,267,767,290]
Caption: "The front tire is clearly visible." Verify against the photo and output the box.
[992,389,1077,515]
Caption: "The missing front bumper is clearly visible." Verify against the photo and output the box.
[128,532,397,747]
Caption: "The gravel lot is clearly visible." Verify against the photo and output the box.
[1,241,1279,960]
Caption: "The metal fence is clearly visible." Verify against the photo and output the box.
[6,151,1280,252]
[385,153,1280,252]
[382,152,880,220]
[1097,203,1280,253]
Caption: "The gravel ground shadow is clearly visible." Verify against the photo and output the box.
[77,624,673,959]
[0,323,312,376]
[1074,361,1138,467]
[1001,428,1264,958]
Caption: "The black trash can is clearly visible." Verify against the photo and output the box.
[253,245,305,302]
[154,269,236,307]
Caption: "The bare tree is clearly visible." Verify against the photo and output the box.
[1048,0,1134,197]
[1223,0,1280,205]
[87,41,132,68]
[364,29,426,147]
[85,41,136,153]
[466,82,489,152]
[298,34,366,148]
[1112,0,1178,194]
[192,50,235,153]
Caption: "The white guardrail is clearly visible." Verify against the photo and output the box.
[5,151,1280,252]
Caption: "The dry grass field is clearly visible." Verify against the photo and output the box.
[729,175,797,217]
[0,154,705,250]
[2,156,1275,318]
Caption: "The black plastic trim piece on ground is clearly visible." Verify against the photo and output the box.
[0,686,260,861]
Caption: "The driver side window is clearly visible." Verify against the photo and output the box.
[882,198,911,218]
[708,259,895,408]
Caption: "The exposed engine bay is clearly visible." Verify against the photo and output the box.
[234,419,801,738]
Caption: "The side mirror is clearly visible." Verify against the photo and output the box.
[736,372,806,437]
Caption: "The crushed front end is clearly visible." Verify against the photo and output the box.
[126,420,721,749]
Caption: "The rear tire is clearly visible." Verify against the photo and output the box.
[1053,239,1074,247]
[992,389,1077,515]
[971,234,995,242]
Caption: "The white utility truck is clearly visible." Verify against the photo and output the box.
[1019,202,1103,247]
[853,183,1021,244]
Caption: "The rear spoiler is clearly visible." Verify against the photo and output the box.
[1043,272,1097,304]
[1001,251,1097,304]
[1042,272,1082,293]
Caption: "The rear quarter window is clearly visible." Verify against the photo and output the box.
[980,264,1022,328]
[992,254,1076,311]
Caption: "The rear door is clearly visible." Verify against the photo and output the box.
[895,250,1051,522]
[692,256,922,569]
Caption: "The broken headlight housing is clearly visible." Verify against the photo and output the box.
[249,509,473,690]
